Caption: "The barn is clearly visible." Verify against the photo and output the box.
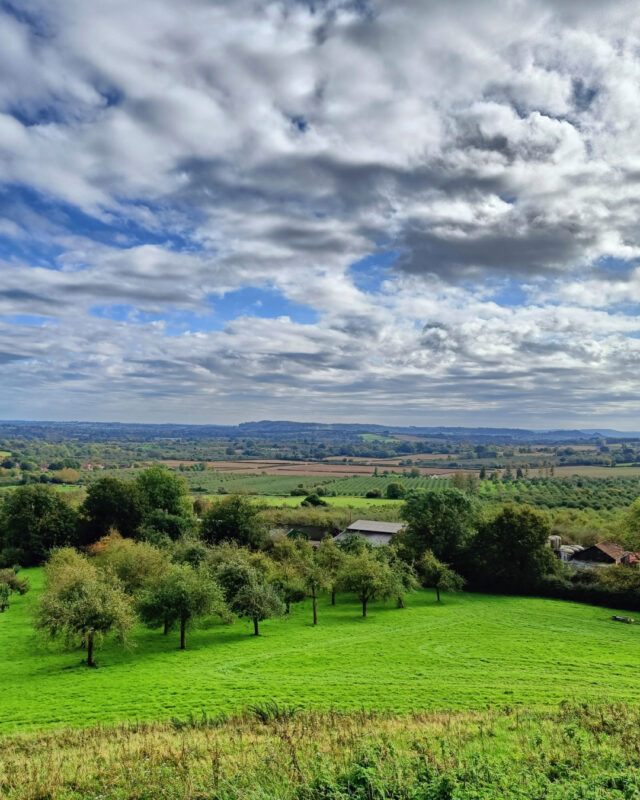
[571,541,628,567]
[334,519,404,547]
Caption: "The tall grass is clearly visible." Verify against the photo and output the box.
[2,704,640,798]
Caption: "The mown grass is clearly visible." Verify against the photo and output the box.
[3,703,640,799]
[2,569,640,734]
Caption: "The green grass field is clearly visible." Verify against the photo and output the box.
[205,494,403,508]
[2,568,640,734]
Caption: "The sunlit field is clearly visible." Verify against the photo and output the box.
[2,569,639,734]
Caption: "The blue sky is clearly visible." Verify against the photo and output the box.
[2,0,640,427]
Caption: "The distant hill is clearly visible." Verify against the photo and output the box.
[0,419,639,444]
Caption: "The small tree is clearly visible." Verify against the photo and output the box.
[267,536,308,614]
[386,482,406,499]
[338,550,394,617]
[0,583,9,612]
[316,536,345,605]
[230,573,284,635]
[36,548,135,667]
[300,558,331,625]
[137,563,227,649]
[420,550,465,602]
[0,567,30,596]
[381,547,419,608]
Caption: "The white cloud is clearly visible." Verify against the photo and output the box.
[2,0,640,425]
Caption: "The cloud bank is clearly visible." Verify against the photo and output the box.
[1,0,640,426]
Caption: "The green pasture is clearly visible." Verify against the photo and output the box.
[205,494,403,508]
[2,569,640,733]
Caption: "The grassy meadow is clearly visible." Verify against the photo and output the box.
[5,703,640,799]
[2,568,640,735]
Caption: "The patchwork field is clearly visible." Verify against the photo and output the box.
[162,458,457,477]
[2,569,640,734]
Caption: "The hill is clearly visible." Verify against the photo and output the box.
[1,569,640,734]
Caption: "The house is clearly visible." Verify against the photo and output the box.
[571,541,628,568]
[334,519,404,547]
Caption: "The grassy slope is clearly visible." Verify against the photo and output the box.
[2,569,640,734]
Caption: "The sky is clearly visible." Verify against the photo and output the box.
[2,0,640,429]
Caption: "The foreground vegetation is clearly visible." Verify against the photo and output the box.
[3,703,640,799]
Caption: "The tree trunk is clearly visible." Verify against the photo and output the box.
[312,593,317,626]
[253,617,260,636]
[397,595,405,609]
[331,588,336,606]
[163,617,169,635]
[286,600,290,614]
[180,617,186,650]
[362,597,367,617]
[436,587,441,603]
[87,630,95,667]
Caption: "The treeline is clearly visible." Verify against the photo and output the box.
[4,469,640,641]
[31,529,449,666]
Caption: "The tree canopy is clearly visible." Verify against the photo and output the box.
[0,485,79,567]
[469,505,557,591]
[137,563,227,649]
[36,548,135,667]
[400,488,475,563]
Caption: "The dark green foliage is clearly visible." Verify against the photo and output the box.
[0,485,79,567]
[139,508,195,542]
[469,505,557,591]
[80,477,145,540]
[300,493,328,507]
[200,494,267,548]
[385,481,406,499]
[400,487,475,562]
[170,537,209,567]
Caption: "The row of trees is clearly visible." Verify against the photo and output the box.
[35,532,462,667]
[0,467,199,567]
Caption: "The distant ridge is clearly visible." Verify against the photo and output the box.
[1,419,639,443]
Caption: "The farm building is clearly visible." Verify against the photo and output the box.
[571,541,629,568]
[334,519,404,547]
[285,525,339,547]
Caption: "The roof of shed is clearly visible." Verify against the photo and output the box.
[347,519,404,534]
